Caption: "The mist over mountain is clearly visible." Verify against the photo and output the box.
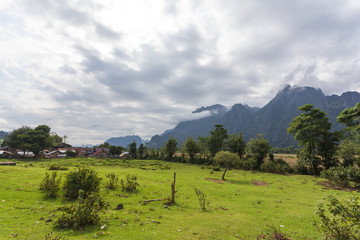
[105,135,146,148]
[148,85,360,148]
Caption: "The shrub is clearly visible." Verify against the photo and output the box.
[315,192,360,240]
[40,172,62,198]
[194,188,209,211]
[239,156,257,170]
[105,172,119,190]
[55,190,109,229]
[260,159,292,174]
[49,164,68,171]
[63,167,101,200]
[256,225,292,240]
[321,166,360,188]
[120,174,139,192]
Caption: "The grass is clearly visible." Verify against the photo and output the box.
[0,158,349,239]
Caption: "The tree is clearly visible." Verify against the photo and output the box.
[109,145,124,156]
[128,141,137,158]
[337,102,360,136]
[288,104,338,174]
[165,137,177,161]
[137,143,145,159]
[247,134,271,168]
[6,125,52,158]
[184,137,200,162]
[337,139,360,167]
[207,124,228,157]
[225,132,246,159]
[213,151,240,180]
[198,136,210,160]
[50,133,63,147]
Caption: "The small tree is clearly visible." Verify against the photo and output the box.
[165,137,178,161]
[225,132,246,159]
[247,134,271,169]
[337,139,360,167]
[40,172,61,198]
[213,151,240,180]
[207,124,228,157]
[128,141,137,158]
[184,136,200,162]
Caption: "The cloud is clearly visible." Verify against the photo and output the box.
[1,0,360,144]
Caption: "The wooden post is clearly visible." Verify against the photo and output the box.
[171,172,177,204]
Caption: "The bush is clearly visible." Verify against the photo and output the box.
[260,159,292,174]
[105,172,119,190]
[194,188,209,211]
[321,166,360,188]
[120,174,139,192]
[49,164,68,171]
[40,172,62,198]
[55,190,109,229]
[239,156,257,170]
[315,192,360,240]
[256,225,292,240]
[63,167,101,200]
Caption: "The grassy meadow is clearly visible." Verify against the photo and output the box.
[0,157,350,239]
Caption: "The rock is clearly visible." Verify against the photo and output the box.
[116,204,123,210]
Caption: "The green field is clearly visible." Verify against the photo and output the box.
[0,158,350,239]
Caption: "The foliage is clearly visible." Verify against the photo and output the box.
[207,124,228,157]
[247,134,271,169]
[120,174,139,192]
[137,143,145,159]
[55,190,109,229]
[105,172,119,190]
[213,151,240,180]
[337,102,360,136]
[165,137,178,161]
[238,156,258,170]
[40,172,62,198]
[5,125,53,158]
[288,104,338,175]
[63,167,101,200]
[225,132,246,159]
[260,159,292,174]
[315,192,360,240]
[128,141,137,158]
[337,139,360,167]
[65,150,77,158]
[184,136,200,162]
[321,166,360,188]
[194,188,209,211]
[109,145,124,156]
[49,164,68,170]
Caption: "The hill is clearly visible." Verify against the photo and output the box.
[149,85,360,148]
[105,135,146,147]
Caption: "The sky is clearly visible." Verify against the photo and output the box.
[1,0,360,145]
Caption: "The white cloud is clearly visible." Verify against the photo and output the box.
[0,0,360,144]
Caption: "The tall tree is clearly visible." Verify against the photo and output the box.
[207,124,228,157]
[247,134,271,168]
[165,137,177,161]
[225,132,246,159]
[128,141,137,159]
[6,125,52,158]
[337,102,360,135]
[288,104,338,174]
[184,136,200,162]
[137,143,145,159]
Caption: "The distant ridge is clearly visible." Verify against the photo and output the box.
[148,85,360,148]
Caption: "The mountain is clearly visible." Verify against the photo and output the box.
[105,135,146,148]
[149,85,360,148]
[0,131,9,139]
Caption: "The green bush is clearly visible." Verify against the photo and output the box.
[239,156,257,170]
[120,174,139,192]
[49,164,68,171]
[321,166,360,188]
[63,167,101,200]
[40,172,62,198]
[105,172,119,190]
[315,192,360,240]
[55,190,109,229]
[260,159,292,174]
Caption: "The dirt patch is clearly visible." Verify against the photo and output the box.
[252,180,270,186]
[205,178,224,184]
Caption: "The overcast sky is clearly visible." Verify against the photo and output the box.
[1,0,360,145]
